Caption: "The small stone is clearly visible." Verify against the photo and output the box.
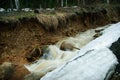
[26,47,42,62]
[93,33,102,39]
[0,62,14,80]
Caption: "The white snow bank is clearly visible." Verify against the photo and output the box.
[41,22,120,80]
[41,48,118,80]
[72,22,120,58]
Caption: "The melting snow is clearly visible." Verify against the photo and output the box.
[40,22,120,80]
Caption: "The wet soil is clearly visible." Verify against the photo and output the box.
[0,6,120,80]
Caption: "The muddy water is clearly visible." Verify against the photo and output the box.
[24,25,108,78]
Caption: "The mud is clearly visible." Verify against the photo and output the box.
[0,6,120,80]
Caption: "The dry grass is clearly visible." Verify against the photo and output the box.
[56,13,67,28]
[36,12,77,31]
[36,14,58,31]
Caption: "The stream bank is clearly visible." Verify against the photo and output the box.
[0,6,120,80]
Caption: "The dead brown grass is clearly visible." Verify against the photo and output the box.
[36,14,58,31]
[36,13,77,31]
[56,13,67,28]
[37,13,75,31]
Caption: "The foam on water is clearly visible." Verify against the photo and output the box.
[24,25,109,77]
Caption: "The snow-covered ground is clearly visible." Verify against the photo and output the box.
[41,48,117,80]
[40,22,120,80]
[25,22,120,80]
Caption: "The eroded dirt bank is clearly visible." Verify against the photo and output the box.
[0,6,120,80]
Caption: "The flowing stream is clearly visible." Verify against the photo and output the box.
[24,25,109,78]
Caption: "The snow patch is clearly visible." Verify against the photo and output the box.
[41,22,120,80]
[41,48,118,80]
